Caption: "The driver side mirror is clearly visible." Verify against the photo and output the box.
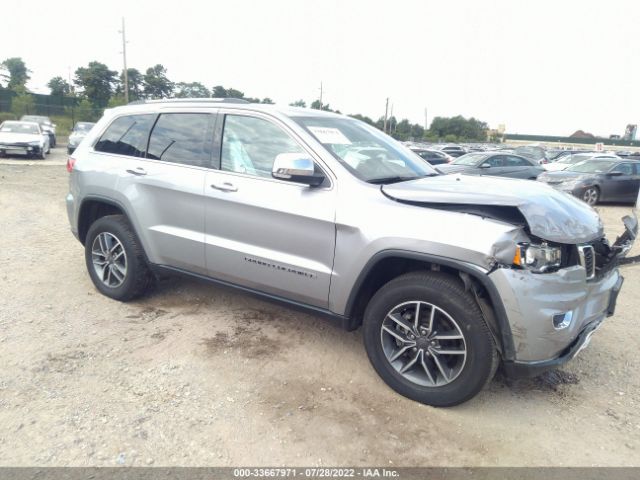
[480,163,491,168]
[607,171,624,177]
[272,153,325,187]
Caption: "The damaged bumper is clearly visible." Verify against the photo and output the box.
[493,213,637,376]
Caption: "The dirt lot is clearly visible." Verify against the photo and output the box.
[1,148,639,467]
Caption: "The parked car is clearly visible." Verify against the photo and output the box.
[537,158,640,205]
[435,144,467,157]
[544,152,619,172]
[513,145,548,164]
[547,150,591,162]
[20,115,57,147]
[0,120,50,159]
[409,147,453,165]
[66,99,636,407]
[437,152,544,179]
[67,122,96,154]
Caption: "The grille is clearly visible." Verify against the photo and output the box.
[578,245,595,279]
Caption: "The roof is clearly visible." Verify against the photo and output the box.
[117,98,344,119]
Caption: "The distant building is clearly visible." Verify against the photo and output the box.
[623,124,637,141]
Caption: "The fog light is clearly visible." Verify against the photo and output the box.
[552,311,573,330]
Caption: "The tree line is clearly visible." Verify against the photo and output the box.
[1,57,490,142]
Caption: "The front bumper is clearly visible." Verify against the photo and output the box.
[0,145,42,156]
[502,274,623,378]
[491,213,636,376]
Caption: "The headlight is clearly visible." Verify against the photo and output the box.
[513,243,562,273]
[560,180,582,189]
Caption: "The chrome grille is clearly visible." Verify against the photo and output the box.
[578,245,595,279]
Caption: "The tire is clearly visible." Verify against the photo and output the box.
[85,215,153,301]
[363,271,498,407]
[582,186,599,206]
[38,149,46,160]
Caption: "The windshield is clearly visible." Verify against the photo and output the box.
[21,115,50,125]
[558,154,591,164]
[292,116,437,183]
[0,122,39,134]
[568,160,617,173]
[452,153,487,166]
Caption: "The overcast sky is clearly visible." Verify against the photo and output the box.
[3,0,639,136]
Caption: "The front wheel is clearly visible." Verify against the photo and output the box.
[582,186,599,206]
[85,215,153,301]
[363,271,498,407]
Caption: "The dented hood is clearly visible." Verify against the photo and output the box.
[382,174,604,244]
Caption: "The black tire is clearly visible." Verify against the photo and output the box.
[38,149,46,160]
[85,215,153,301]
[363,271,498,407]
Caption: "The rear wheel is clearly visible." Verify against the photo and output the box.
[582,186,599,206]
[363,271,498,407]
[85,215,153,301]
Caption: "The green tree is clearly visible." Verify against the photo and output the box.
[143,64,173,99]
[116,68,144,101]
[107,94,127,108]
[349,113,374,126]
[289,99,306,108]
[428,115,488,141]
[75,98,98,121]
[10,89,35,117]
[47,76,71,96]
[1,57,30,90]
[211,85,228,97]
[261,97,274,104]
[174,82,210,98]
[74,62,118,109]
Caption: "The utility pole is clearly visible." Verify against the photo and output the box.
[383,97,389,133]
[389,103,394,133]
[120,17,129,103]
[319,81,323,110]
[424,107,428,131]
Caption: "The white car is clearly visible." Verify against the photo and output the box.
[0,121,50,159]
[544,152,619,172]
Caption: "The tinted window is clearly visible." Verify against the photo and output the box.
[95,114,155,157]
[484,155,504,167]
[221,115,306,178]
[611,163,633,175]
[147,113,213,167]
[505,155,532,167]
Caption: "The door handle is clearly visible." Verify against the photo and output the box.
[126,167,147,176]
[211,182,238,192]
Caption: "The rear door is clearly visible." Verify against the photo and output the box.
[502,155,542,179]
[203,111,336,308]
[478,154,507,176]
[103,111,214,274]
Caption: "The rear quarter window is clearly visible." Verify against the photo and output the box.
[94,114,155,157]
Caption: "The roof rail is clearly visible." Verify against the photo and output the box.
[128,97,251,105]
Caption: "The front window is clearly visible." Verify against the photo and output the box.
[568,160,617,173]
[0,122,40,135]
[292,116,436,183]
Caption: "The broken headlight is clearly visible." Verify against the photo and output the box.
[513,243,562,273]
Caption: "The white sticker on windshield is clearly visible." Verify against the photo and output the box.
[308,126,351,145]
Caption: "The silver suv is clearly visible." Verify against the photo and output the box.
[66,99,637,406]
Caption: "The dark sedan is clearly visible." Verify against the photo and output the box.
[437,152,544,179]
[409,147,453,165]
[537,158,640,205]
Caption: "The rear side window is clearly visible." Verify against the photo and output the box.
[147,113,213,167]
[94,114,155,157]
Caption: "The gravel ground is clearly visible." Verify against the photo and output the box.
[1,149,639,466]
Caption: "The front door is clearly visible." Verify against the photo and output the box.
[204,112,336,308]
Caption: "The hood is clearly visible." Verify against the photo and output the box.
[381,174,603,244]
[537,171,592,183]
[436,164,473,174]
[0,132,42,144]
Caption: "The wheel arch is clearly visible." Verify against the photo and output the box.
[343,250,515,360]
[77,196,129,245]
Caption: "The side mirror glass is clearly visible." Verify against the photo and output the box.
[272,153,325,187]
[480,163,491,168]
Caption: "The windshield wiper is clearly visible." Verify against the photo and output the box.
[368,173,438,184]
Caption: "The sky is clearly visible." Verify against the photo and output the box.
[2,0,640,136]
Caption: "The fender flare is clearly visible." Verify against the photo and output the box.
[344,250,516,361]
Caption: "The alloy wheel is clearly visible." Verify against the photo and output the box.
[583,187,599,206]
[380,301,467,387]
[91,232,128,288]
